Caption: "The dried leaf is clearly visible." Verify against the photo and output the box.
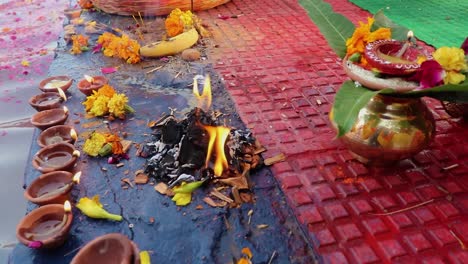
[154,182,168,194]
[210,189,234,203]
[135,173,149,184]
[264,153,286,166]
[203,197,226,207]
[121,178,133,188]
[121,140,132,153]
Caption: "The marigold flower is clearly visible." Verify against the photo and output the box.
[90,96,110,116]
[83,132,107,156]
[97,32,140,64]
[96,84,116,98]
[108,93,128,118]
[165,8,194,37]
[433,47,467,84]
[70,34,89,55]
[346,17,391,63]
[82,93,97,111]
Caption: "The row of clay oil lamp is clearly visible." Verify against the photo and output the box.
[19,75,80,250]
[19,75,142,263]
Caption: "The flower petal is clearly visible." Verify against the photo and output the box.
[101,67,117,74]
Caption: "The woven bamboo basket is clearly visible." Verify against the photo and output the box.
[92,0,230,16]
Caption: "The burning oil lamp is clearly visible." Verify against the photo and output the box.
[71,233,140,264]
[25,171,81,205]
[28,89,67,112]
[363,31,431,76]
[16,201,73,249]
[39,76,73,93]
[77,75,108,96]
[32,142,80,173]
[38,125,77,148]
[31,106,69,130]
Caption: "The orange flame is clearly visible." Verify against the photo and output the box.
[84,74,94,84]
[204,125,230,177]
[63,106,69,115]
[193,75,212,112]
[57,87,67,102]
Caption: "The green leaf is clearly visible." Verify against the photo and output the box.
[371,10,409,41]
[332,81,388,137]
[404,80,468,102]
[299,0,355,58]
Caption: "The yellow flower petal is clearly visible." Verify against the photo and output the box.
[444,71,466,85]
[21,60,30,67]
[171,192,192,206]
[140,251,151,264]
[76,195,122,221]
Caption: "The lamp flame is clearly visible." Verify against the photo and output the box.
[204,125,230,177]
[57,87,67,102]
[72,171,81,184]
[193,75,212,112]
[72,150,80,157]
[63,106,69,115]
[84,74,94,84]
[407,30,414,39]
[64,200,71,213]
[70,128,78,141]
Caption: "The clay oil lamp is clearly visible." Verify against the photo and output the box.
[77,75,108,96]
[38,125,78,148]
[363,31,431,76]
[71,233,140,264]
[16,201,73,249]
[29,88,67,112]
[24,171,81,206]
[39,76,73,93]
[344,31,430,92]
[30,106,69,130]
[32,142,80,173]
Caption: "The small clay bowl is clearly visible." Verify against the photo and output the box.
[77,76,108,96]
[71,233,140,264]
[32,142,79,173]
[16,204,73,249]
[31,108,69,130]
[29,92,64,112]
[38,125,77,148]
[25,171,74,206]
[39,76,73,93]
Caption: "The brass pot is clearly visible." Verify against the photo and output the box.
[340,94,435,165]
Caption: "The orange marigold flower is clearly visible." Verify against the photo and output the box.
[346,17,391,57]
[97,32,140,64]
[78,0,93,9]
[70,34,89,55]
[96,84,116,98]
[165,16,184,37]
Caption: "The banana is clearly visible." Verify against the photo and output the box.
[140,28,199,58]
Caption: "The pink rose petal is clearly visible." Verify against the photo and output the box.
[101,67,117,74]
[28,241,43,249]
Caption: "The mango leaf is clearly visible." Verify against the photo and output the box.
[332,81,390,137]
[371,10,409,41]
[403,80,468,102]
[299,0,355,58]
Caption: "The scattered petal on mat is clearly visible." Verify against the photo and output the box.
[101,67,118,74]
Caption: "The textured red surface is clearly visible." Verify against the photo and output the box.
[201,0,468,263]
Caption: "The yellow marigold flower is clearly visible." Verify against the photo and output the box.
[434,47,467,72]
[83,132,107,156]
[346,17,391,57]
[433,47,467,85]
[108,93,128,118]
[82,93,97,111]
[90,96,110,116]
[97,84,115,98]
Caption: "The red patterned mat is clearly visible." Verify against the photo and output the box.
[200,0,468,262]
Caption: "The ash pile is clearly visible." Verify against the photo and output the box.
[141,107,265,192]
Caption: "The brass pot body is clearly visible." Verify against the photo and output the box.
[340,95,435,165]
